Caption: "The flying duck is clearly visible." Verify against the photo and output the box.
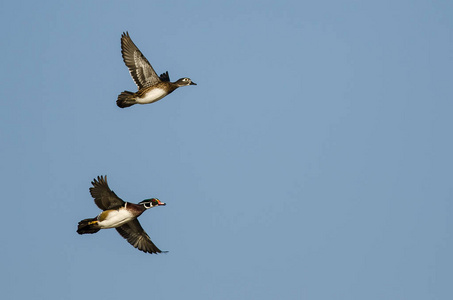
[77,175,166,254]
[117,32,196,108]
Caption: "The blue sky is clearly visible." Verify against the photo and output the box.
[1,0,452,299]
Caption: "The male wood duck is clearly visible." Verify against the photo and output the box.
[117,32,196,108]
[77,175,166,254]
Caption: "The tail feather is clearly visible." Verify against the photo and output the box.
[117,91,137,108]
[77,218,100,234]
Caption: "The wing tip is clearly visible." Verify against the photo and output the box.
[91,175,107,187]
[141,248,168,255]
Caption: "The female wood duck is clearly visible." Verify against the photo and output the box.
[77,175,166,254]
[117,32,196,108]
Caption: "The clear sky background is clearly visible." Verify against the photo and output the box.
[1,1,452,299]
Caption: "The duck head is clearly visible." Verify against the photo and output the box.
[139,198,166,209]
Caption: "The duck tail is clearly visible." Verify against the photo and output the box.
[77,218,101,234]
[117,91,136,108]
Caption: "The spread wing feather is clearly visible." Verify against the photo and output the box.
[121,32,161,89]
[116,220,165,254]
[89,175,125,210]
[159,71,170,82]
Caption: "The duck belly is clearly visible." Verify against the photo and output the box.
[97,209,135,229]
[137,88,167,104]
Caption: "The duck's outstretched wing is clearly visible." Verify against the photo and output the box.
[121,32,161,89]
[89,175,125,210]
[159,71,170,82]
[116,219,166,254]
